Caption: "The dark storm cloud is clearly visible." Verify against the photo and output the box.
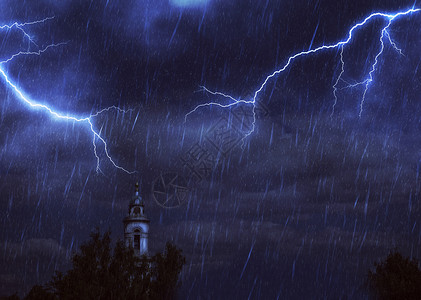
[0,237,69,294]
[1,0,421,299]
[1,238,68,258]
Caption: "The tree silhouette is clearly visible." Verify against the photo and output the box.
[368,250,421,300]
[22,229,185,300]
[24,285,55,300]
[149,242,186,300]
[0,293,19,300]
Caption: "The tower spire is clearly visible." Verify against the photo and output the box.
[124,182,150,256]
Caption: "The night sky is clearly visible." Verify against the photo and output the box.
[1,0,421,299]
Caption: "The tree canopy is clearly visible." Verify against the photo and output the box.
[368,250,421,300]
[23,229,185,300]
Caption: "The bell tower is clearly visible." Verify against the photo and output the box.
[123,182,150,256]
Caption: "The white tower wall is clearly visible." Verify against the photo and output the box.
[123,183,150,256]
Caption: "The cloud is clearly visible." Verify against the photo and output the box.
[40,0,73,10]
[1,238,68,258]
[169,0,211,8]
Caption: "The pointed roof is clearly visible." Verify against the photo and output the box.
[124,182,150,224]
[130,182,144,206]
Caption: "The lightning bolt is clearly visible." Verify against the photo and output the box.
[0,17,135,174]
[186,8,420,138]
[0,16,55,46]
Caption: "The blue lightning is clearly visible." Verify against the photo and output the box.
[184,86,253,122]
[358,22,391,117]
[186,8,421,137]
[0,16,55,46]
[385,31,404,56]
[0,17,135,174]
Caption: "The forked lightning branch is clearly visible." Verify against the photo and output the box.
[0,17,135,174]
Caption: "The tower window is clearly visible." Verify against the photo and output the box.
[134,234,140,250]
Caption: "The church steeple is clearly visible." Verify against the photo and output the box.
[123,182,150,256]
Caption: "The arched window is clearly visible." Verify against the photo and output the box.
[134,229,141,250]
[133,207,141,215]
